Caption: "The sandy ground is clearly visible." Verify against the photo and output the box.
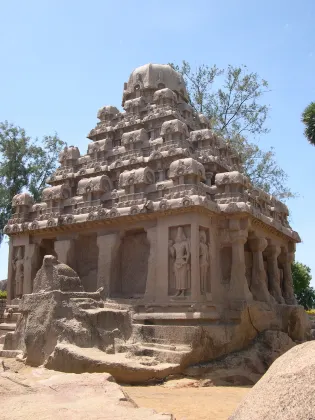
[122,380,251,420]
[1,358,250,420]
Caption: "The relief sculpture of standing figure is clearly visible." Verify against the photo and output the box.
[169,227,190,296]
[12,247,24,298]
[199,230,209,294]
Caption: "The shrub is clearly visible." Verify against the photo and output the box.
[0,290,7,299]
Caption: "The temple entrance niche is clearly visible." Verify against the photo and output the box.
[220,246,232,286]
[39,239,56,264]
[168,225,191,297]
[118,229,149,298]
[37,239,56,276]
[75,233,98,292]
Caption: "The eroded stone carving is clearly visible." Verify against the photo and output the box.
[169,227,190,296]
[199,229,210,294]
[12,246,24,298]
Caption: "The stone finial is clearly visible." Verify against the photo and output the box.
[123,63,188,105]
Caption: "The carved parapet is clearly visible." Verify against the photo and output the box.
[77,175,112,195]
[97,105,119,122]
[190,129,215,145]
[198,114,211,129]
[87,138,111,155]
[215,171,251,190]
[121,128,149,148]
[153,88,177,107]
[42,184,71,202]
[169,158,205,181]
[58,146,80,165]
[119,167,154,188]
[12,193,34,208]
[125,96,146,109]
[160,119,189,140]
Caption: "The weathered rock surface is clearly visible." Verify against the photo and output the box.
[230,341,315,420]
[33,255,83,293]
[184,330,295,385]
[0,368,173,420]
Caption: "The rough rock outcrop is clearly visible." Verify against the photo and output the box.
[3,256,133,367]
[184,330,295,385]
[0,369,173,420]
[230,341,315,420]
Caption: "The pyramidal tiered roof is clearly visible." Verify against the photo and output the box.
[5,63,299,241]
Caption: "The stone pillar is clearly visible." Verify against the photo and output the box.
[23,244,39,294]
[190,216,202,301]
[279,247,297,305]
[229,230,253,302]
[266,245,285,304]
[7,240,14,302]
[248,237,273,303]
[144,227,157,302]
[54,239,75,268]
[155,220,169,301]
[96,233,119,298]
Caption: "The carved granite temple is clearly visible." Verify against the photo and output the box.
[1,64,307,378]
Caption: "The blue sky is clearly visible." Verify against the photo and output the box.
[0,0,314,284]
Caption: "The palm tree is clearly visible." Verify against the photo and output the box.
[302,102,315,145]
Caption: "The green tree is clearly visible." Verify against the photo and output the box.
[0,121,65,244]
[302,102,315,146]
[292,262,315,309]
[170,61,293,199]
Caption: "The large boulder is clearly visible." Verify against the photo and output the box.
[230,341,315,420]
[184,330,295,386]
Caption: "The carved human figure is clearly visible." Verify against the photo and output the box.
[199,230,209,294]
[12,247,24,298]
[169,227,190,296]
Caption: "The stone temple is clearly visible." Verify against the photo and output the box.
[1,64,309,381]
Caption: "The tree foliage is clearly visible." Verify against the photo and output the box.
[292,261,315,309]
[302,102,315,146]
[170,61,293,199]
[0,121,65,244]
